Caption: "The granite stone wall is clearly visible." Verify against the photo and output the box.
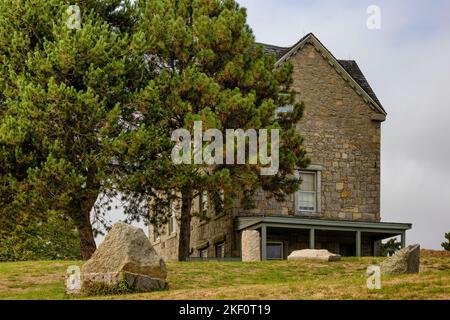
[150,197,236,261]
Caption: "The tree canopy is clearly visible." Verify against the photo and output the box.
[0,0,309,261]
[0,0,147,259]
[113,0,310,260]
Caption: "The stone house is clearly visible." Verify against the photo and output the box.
[149,33,412,261]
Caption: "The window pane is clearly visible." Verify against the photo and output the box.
[267,243,283,260]
[200,248,208,258]
[300,173,315,191]
[168,200,177,234]
[300,191,316,211]
[154,223,160,241]
[215,243,225,258]
[168,217,173,234]
[171,215,177,233]
[201,191,208,213]
[275,105,294,118]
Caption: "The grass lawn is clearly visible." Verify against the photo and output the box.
[0,252,448,300]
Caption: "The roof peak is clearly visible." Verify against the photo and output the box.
[258,33,386,115]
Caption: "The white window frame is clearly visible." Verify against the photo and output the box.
[266,241,284,260]
[201,191,209,215]
[168,201,177,235]
[295,169,322,214]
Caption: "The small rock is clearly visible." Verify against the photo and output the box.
[288,249,341,262]
[80,222,168,294]
[380,244,420,275]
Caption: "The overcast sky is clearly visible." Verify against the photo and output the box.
[103,0,449,250]
[236,0,450,249]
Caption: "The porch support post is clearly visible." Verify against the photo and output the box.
[261,225,267,261]
[401,231,406,249]
[356,230,362,257]
[309,228,315,249]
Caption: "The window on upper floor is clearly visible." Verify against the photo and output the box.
[150,205,162,242]
[213,189,225,216]
[275,93,297,119]
[201,190,209,216]
[153,222,161,242]
[297,172,317,213]
[168,201,177,235]
[275,104,294,118]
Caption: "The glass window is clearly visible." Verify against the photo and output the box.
[199,248,208,258]
[267,242,283,260]
[215,242,225,258]
[151,205,161,241]
[275,93,295,118]
[153,223,161,242]
[298,172,316,212]
[275,105,294,118]
[201,191,209,215]
[168,201,177,234]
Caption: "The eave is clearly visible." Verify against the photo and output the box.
[237,216,412,235]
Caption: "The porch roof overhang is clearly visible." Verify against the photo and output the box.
[237,216,412,235]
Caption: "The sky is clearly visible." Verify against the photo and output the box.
[236,0,450,249]
[101,0,450,250]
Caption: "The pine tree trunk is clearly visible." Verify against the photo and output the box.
[78,221,97,260]
[178,189,193,261]
[74,195,98,260]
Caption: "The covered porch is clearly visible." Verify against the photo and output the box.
[237,216,412,259]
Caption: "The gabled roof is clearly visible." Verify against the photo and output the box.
[337,60,383,109]
[258,33,386,116]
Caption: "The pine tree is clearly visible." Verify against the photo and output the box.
[442,232,450,251]
[381,238,402,257]
[0,0,148,259]
[0,210,81,262]
[117,0,310,261]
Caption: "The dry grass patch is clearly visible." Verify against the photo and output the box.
[0,255,449,300]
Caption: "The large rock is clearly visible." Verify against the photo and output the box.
[80,222,168,293]
[241,230,261,262]
[380,244,420,275]
[288,249,341,262]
